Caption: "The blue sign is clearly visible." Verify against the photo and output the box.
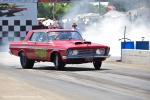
[136,41,149,50]
[121,42,134,49]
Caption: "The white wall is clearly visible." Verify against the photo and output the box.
[0,2,38,46]
[0,2,37,25]
[122,49,150,65]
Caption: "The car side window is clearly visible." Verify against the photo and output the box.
[59,32,71,40]
[30,32,39,41]
[30,32,48,42]
[48,32,59,40]
[37,32,48,42]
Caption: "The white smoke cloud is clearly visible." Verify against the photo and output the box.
[62,0,96,28]
[83,11,129,56]
[83,10,150,56]
[63,0,150,56]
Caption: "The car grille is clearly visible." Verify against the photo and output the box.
[78,49,96,55]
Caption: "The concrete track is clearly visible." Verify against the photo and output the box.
[0,52,150,100]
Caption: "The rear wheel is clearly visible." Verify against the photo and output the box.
[93,60,102,70]
[20,52,34,69]
[53,53,65,70]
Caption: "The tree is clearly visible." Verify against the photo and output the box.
[38,3,71,19]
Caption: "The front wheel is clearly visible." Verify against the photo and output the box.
[20,52,34,69]
[53,53,65,70]
[93,60,102,70]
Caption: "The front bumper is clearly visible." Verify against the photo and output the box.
[63,55,110,64]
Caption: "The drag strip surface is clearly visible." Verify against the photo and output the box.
[0,52,150,100]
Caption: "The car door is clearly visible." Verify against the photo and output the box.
[26,32,39,59]
[35,32,49,60]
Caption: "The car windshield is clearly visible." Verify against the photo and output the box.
[47,31,83,41]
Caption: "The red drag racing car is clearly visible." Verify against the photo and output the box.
[9,29,110,70]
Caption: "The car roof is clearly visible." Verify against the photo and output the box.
[31,29,77,33]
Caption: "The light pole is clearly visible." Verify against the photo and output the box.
[49,0,56,20]
[52,2,55,19]
[120,26,126,62]
[119,26,131,62]
[99,0,101,15]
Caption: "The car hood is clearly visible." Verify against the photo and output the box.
[52,40,108,49]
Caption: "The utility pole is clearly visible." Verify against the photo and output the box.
[121,26,127,61]
[49,0,56,20]
[52,2,55,19]
[118,26,127,62]
[123,26,126,43]
[99,0,101,15]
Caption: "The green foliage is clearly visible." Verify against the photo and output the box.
[38,3,71,19]
[37,3,106,20]
[99,5,107,14]
[38,3,52,19]
[54,3,71,19]
[0,3,17,10]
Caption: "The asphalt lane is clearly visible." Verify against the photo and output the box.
[0,52,150,100]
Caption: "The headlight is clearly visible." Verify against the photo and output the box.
[96,49,105,55]
[72,50,78,55]
[67,49,78,55]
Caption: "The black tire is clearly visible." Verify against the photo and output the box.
[93,60,102,70]
[53,53,65,70]
[20,52,34,69]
